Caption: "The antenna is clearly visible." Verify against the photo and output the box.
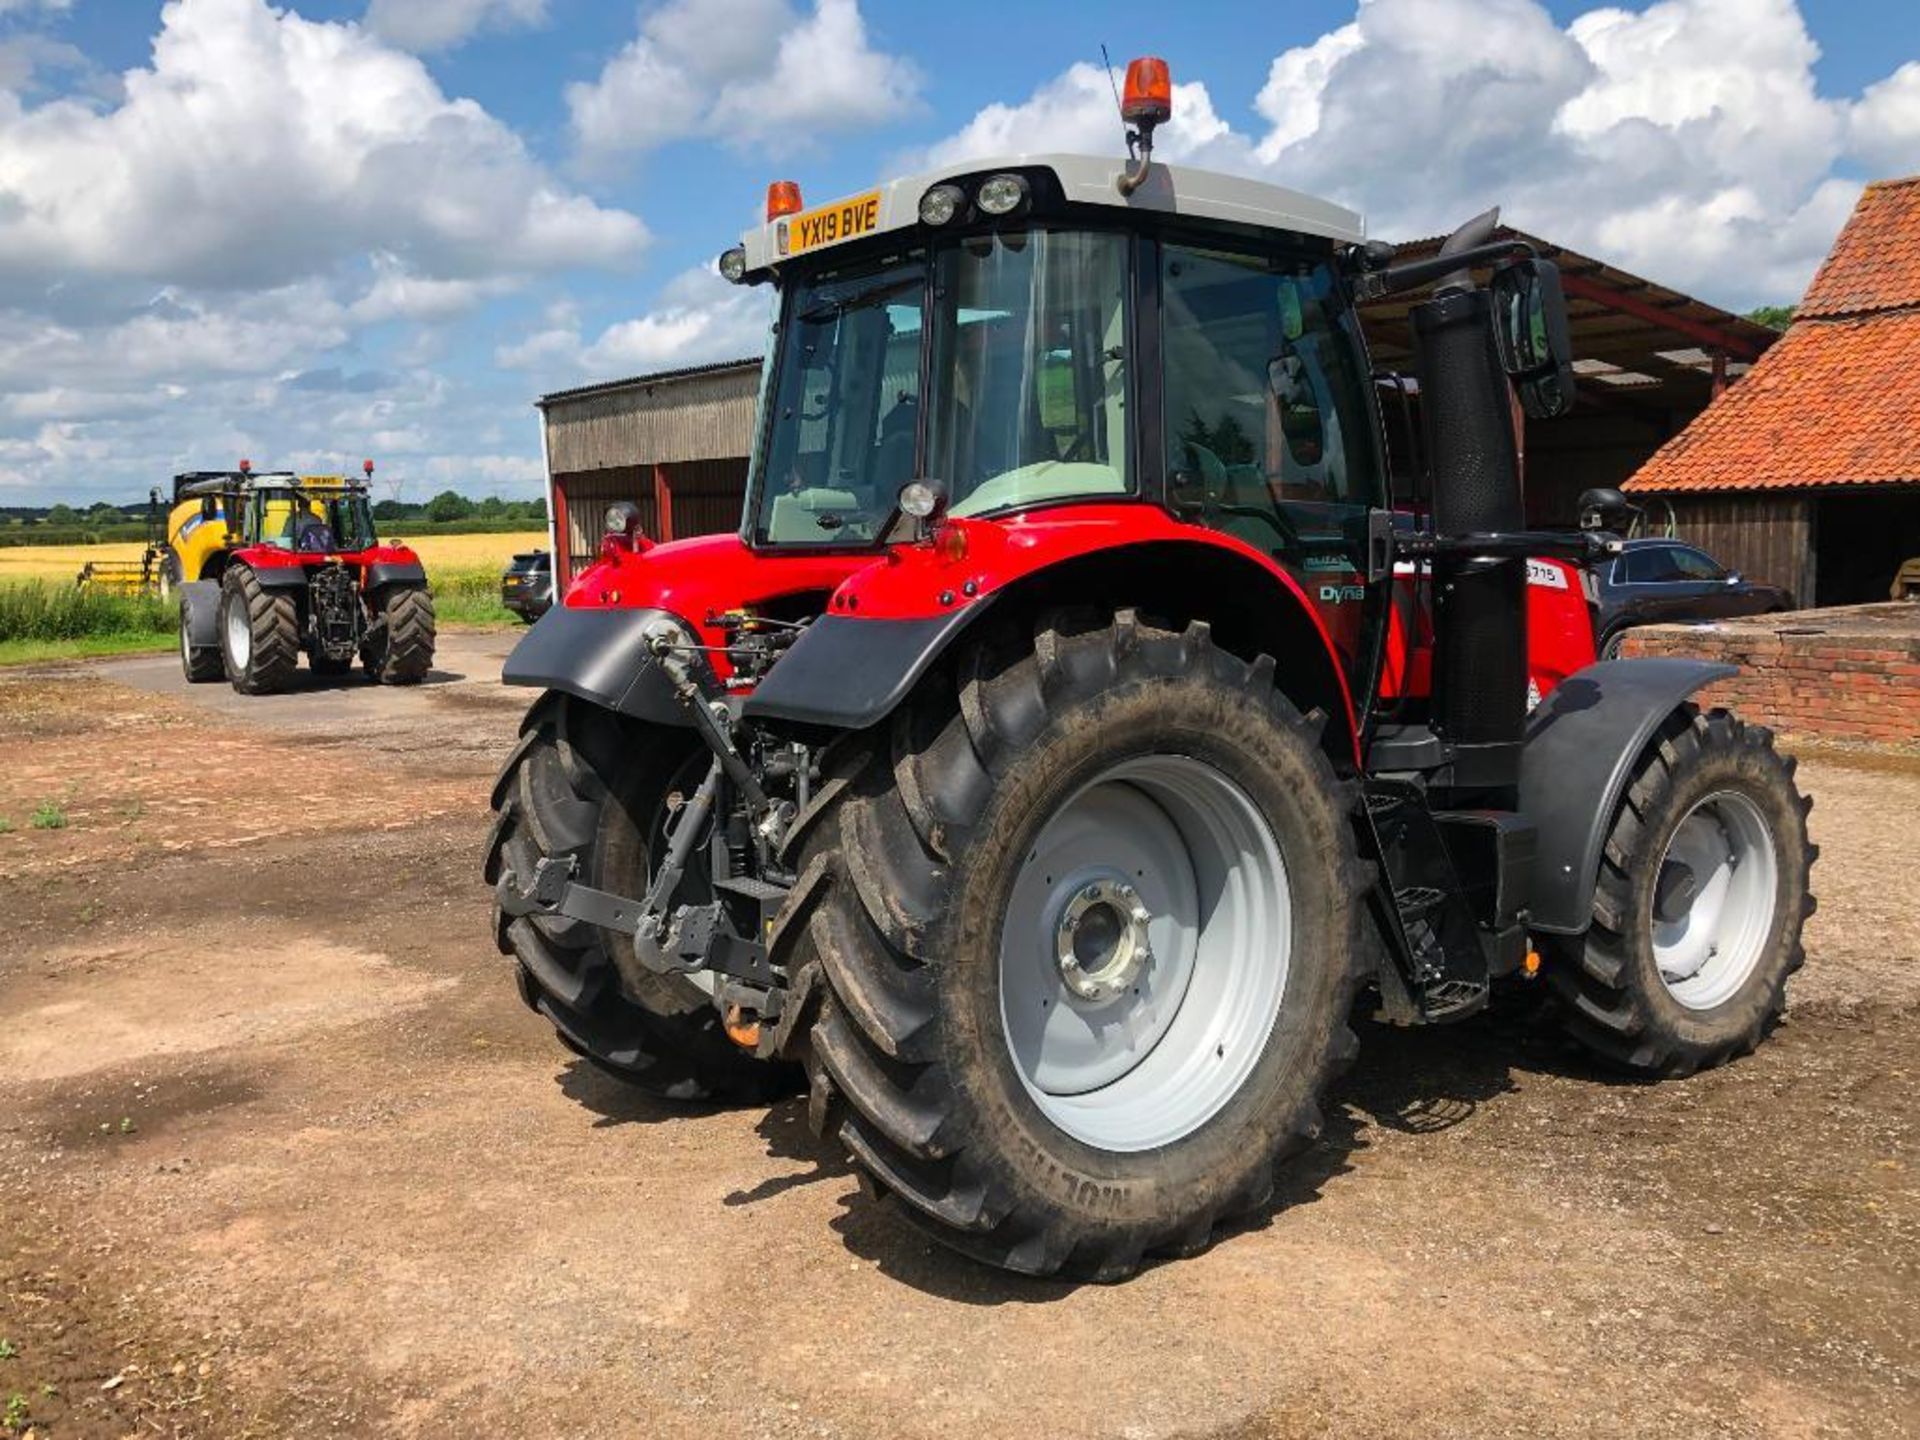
[1099,44,1133,157]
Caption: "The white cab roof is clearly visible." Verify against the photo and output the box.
[738,153,1365,272]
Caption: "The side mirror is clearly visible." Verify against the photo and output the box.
[1726,572,1742,584]
[1490,258,1576,420]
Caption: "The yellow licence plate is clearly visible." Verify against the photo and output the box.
[780,190,882,256]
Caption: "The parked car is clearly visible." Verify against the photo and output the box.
[500,550,553,623]
[1595,538,1791,658]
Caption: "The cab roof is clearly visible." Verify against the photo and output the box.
[738,152,1365,273]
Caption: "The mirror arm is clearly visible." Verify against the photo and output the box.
[1354,239,1538,300]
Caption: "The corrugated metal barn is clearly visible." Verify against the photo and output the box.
[538,359,760,583]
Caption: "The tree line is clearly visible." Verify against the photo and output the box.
[2,490,546,528]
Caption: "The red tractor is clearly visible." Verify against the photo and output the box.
[487,60,1814,1280]
[175,461,436,693]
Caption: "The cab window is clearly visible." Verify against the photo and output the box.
[1161,245,1381,559]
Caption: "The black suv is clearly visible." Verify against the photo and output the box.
[501,550,553,623]
[1595,538,1791,658]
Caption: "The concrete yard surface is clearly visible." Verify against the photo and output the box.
[0,634,1913,1439]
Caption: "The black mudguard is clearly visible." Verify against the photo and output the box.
[180,580,220,649]
[1520,657,1737,934]
[741,604,992,729]
[501,604,708,726]
[365,561,427,590]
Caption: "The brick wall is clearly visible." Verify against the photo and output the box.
[1620,604,1920,747]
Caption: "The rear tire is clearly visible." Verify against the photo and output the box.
[779,610,1367,1279]
[363,586,435,684]
[219,566,299,695]
[1542,706,1815,1076]
[1600,628,1629,661]
[485,691,796,1102]
[179,598,222,684]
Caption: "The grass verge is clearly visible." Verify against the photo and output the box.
[0,632,175,667]
[432,566,523,627]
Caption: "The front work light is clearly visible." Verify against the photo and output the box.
[919,183,965,226]
[718,245,748,283]
[898,480,946,519]
[975,173,1028,216]
[605,501,642,536]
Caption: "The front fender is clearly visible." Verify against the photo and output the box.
[747,508,1360,754]
[1520,657,1736,934]
[501,604,706,726]
[179,580,220,650]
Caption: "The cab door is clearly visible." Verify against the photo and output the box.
[1158,241,1388,681]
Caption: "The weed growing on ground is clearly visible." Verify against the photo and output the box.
[30,801,65,830]
[0,816,11,834]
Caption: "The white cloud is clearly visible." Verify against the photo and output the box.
[0,1,73,13]
[362,0,547,52]
[919,0,1893,309]
[1850,61,1920,177]
[915,62,1242,173]
[568,0,919,162]
[0,0,646,290]
[498,265,771,379]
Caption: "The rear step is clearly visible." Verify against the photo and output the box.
[1361,780,1491,1023]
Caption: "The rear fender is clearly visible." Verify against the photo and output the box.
[1520,657,1737,934]
[502,605,712,727]
[180,580,220,650]
[746,518,1361,764]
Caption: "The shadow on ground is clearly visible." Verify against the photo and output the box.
[550,989,1642,1305]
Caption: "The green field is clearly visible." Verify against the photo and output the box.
[0,564,524,668]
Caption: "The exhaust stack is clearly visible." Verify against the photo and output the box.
[1411,208,1529,786]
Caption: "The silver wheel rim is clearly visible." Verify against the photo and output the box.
[180,617,192,666]
[1652,790,1780,1010]
[224,596,251,670]
[998,754,1290,1152]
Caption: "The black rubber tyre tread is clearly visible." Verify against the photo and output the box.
[1541,705,1815,1078]
[179,599,223,684]
[776,608,1368,1280]
[220,565,299,695]
[365,586,436,685]
[485,690,797,1102]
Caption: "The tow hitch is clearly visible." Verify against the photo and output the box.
[493,622,800,1014]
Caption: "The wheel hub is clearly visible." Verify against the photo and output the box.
[1055,879,1154,1003]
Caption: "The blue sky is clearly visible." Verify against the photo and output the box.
[1,0,1915,505]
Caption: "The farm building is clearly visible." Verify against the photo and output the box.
[1629,176,1920,607]
[535,230,1776,583]
[538,358,761,584]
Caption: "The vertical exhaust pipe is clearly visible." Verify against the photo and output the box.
[1411,208,1528,787]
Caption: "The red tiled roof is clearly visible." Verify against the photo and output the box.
[1799,176,1920,319]
[1629,312,1920,491]
[1629,176,1920,495]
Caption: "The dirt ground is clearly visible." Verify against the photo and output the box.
[0,633,1914,1440]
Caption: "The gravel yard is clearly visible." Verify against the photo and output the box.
[0,635,1913,1439]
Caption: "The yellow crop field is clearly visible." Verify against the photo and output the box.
[0,530,548,585]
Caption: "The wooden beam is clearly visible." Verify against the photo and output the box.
[1558,272,1769,361]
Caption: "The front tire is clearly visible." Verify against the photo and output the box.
[781,610,1367,1279]
[363,586,435,684]
[484,692,795,1102]
[219,566,299,695]
[1542,706,1815,1076]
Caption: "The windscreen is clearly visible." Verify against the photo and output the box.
[752,256,925,546]
[928,230,1129,517]
[748,228,1134,547]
